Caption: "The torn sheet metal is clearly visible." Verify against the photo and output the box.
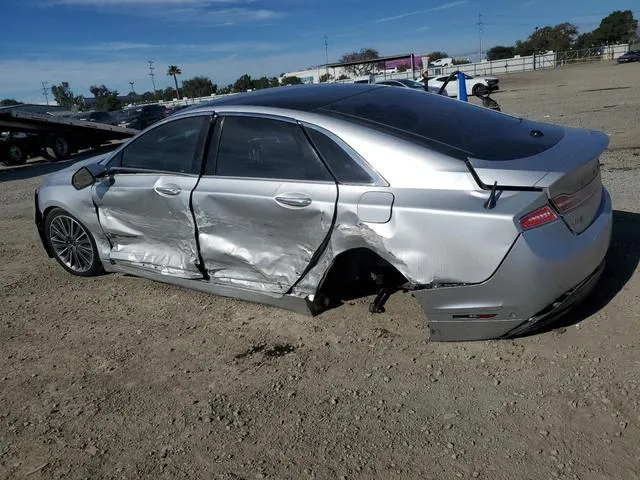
[191,177,337,294]
[293,183,534,298]
[93,174,202,278]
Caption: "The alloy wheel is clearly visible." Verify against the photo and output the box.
[48,215,94,273]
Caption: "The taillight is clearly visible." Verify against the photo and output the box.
[519,205,558,230]
[552,178,601,213]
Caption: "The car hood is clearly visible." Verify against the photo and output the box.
[40,152,112,187]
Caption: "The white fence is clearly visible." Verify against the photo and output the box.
[427,44,629,78]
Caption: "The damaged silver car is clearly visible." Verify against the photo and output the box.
[35,84,612,341]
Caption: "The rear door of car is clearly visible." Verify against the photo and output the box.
[191,114,338,294]
[93,113,212,278]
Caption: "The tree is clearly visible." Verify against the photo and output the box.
[218,84,233,95]
[427,51,449,62]
[51,82,84,108]
[269,77,280,88]
[337,74,350,81]
[338,48,380,75]
[89,85,122,111]
[588,10,637,45]
[514,23,578,55]
[251,76,271,90]
[0,99,21,106]
[319,72,333,83]
[233,74,253,92]
[396,64,409,73]
[167,65,182,98]
[452,58,471,65]
[161,87,176,101]
[182,76,216,98]
[486,46,516,61]
[281,76,303,86]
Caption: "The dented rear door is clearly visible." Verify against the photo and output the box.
[191,114,338,294]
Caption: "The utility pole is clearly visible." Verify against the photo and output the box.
[324,36,329,75]
[129,81,136,94]
[477,13,484,62]
[41,81,50,105]
[148,60,157,94]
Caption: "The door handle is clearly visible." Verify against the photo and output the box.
[154,185,181,196]
[275,195,312,208]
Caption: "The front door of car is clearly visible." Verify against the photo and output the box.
[93,114,211,278]
[192,115,338,294]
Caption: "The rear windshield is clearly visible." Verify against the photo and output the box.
[321,87,564,161]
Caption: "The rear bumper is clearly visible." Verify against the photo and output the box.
[416,189,613,341]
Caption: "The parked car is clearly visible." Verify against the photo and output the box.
[117,104,167,130]
[375,78,442,93]
[71,111,118,125]
[617,51,640,64]
[428,73,499,97]
[34,84,611,342]
[164,104,191,117]
[430,57,454,67]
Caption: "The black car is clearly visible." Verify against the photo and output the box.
[617,51,640,63]
[118,104,167,130]
[71,111,118,125]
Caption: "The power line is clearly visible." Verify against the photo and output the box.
[477,13,484,61]
[324,36,329,75]
[148,60,157,93]
[41,81,49,106]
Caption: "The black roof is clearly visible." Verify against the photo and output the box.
[196,84,383,112]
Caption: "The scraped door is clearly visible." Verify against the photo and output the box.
[192,115,338,294]
[93,114,211,278]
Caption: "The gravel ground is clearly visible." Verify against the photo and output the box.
[1,61,639,480]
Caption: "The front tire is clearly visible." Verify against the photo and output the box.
[45,208,103,276]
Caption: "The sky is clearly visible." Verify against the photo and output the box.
[1,0,638,103]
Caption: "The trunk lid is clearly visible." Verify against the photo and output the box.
[468,127,608,234]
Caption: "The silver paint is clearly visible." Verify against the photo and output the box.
[36,90,613,341]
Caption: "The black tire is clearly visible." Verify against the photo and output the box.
[472,84,488,96]
[4,143,27,166]
[45,208,104,277]
[45,134,72,161]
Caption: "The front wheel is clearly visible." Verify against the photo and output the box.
[45,208,103,276]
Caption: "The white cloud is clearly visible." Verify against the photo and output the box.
[77,42,155,51]
[42,0,282,25]
[368,1,468,24]
[48,0,254,5]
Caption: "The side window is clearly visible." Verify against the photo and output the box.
[119,115,208,174]
[305,128,377,185]
[210,116,332,182]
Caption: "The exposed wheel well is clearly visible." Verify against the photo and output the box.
[316,248,408,306]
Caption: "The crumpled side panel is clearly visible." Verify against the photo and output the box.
[192,178,337,293]
[94,175,201,278]
[294,182,536,298]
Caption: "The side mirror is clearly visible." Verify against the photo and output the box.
[71,162,108,190]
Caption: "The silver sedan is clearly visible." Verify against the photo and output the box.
[34,84,612,341]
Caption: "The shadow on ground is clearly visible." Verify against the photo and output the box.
[523,210,640,337]
[0,144,119,183]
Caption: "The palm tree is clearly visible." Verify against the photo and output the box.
[167,65,182,99]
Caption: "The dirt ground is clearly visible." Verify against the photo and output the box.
[1,61,639,480]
